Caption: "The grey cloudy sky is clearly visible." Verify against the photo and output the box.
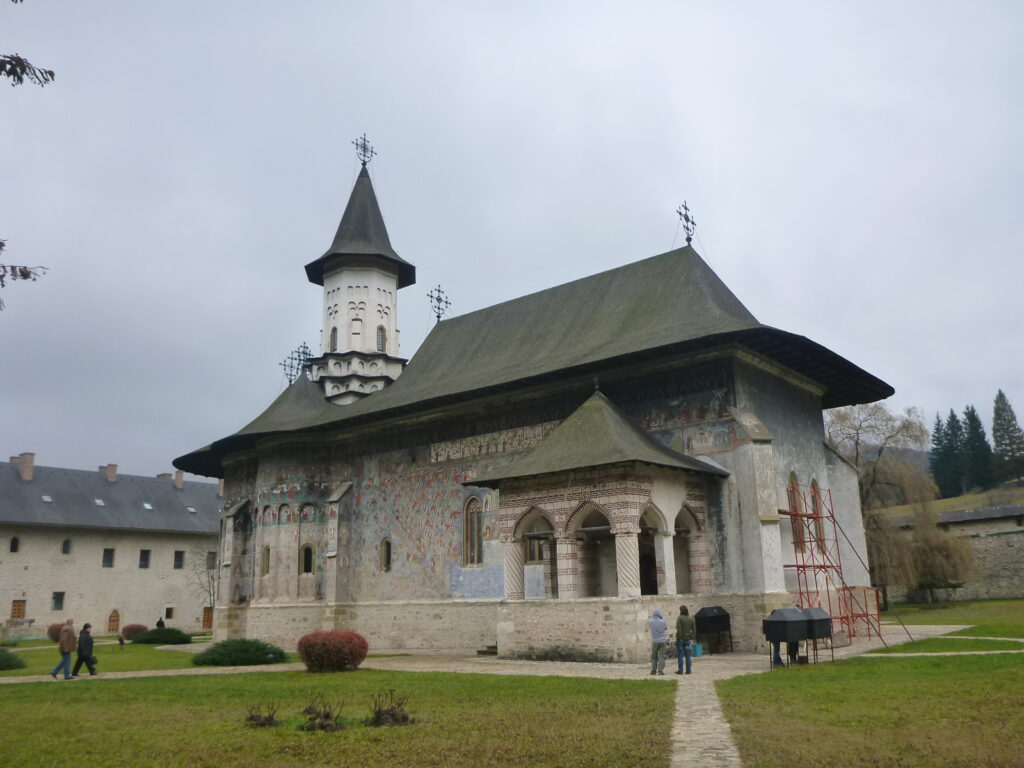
[4,1,1022,478]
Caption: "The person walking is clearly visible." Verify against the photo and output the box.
[675,605,696,675]
[72,622,97,677]
[49,619,76,680]
[648,609,668,675]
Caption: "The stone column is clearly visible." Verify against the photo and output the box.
[554,534,580,599]
[614,532,642,598]
[655,531,677,595]
[689,534,713,595]
[503,538,525,600]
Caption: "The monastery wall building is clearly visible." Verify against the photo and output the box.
[175,149,893,661]
[1,454,221,640]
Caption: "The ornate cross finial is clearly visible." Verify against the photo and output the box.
[279,342,311,384]
[676,201,697,244]
[352,133,377,166]
[427,284,451,324]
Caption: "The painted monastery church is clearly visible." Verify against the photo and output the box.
[175,153,893,661]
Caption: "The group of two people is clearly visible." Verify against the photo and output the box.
[648,605,696,675]
[49,618,97,680]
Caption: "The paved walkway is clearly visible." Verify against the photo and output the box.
[0,623,996,767]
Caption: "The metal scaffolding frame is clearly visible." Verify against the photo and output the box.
[779,482,881,643]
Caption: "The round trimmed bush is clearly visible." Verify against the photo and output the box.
[131,627,192,645]
[192,638,286,667]
[0,648,26,670]
[122,624,148,640]
[297,629,368,672]
[47,623,63,643]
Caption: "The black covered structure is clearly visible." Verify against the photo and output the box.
[763,607,807,669]
[802,607,834,663]
[694,606,733,654]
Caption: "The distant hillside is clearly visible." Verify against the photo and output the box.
[875,483,1024,517]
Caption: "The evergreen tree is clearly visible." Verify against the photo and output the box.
[931,410,965,498]
[961,405,994,491]
[928,413,945,480]
[992,390,1024,482]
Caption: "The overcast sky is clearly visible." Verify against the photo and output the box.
[4,2,1022,479]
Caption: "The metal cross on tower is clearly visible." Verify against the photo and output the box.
[676,201,697,244]
[352,133,377,166]
[279,342,312,384]
[427,284,451,324]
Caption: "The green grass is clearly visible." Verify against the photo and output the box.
[878,485,1024,518]
[1,643,215,677]
[882,599,1024,631]
[868,636,1024,654]
[720,598,1024,768]
[0,669,674,767]
[719,655,1024,768]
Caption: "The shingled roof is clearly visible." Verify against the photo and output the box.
[175,245,893,477]
[0,462,221,534]
[304,164,416,288]
[473,391,729,486]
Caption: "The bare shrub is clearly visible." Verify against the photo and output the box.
[298,694,346,732]
[365,689,414,727]
[244,701,280,728]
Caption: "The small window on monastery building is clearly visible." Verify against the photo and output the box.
[300,545,314,574]
[102,548,115,568]
[9,537,19,553]
[810,481,826,546]
[94,499,105,506]
[206,551,217,570]
[261,546,271,576]
[61,539,71,555]
[464,498,483,566]
[41,495,52,503]
[173,550,184,569]
[186,506,197,514]
[787,474,805,554]
[139,549,151,569]
[165,607,174,620]
[142,502,153,510]
[329,326,339,352]
[376,325,387,353]
[380,538,392,573]
[51,592,65,611]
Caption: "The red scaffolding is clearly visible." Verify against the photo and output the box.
[778,482,881,643]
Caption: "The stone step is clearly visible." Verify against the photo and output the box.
[476,645,498,656]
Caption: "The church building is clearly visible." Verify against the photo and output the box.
[175,144,893,660]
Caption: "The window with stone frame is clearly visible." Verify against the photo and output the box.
[379,538,392,572]
[102,548,115,568]
[463,497,483,566]
[51,592,64,611]
[787,474,805,553]
[300,545,314,574]
[206,551,217,570]
[61,538,72,555]
[139,549,151,569]
[329,326,338,352]
[9,537,19,553]
[173,550,184,569]
[376,325,387,353]
[261,546,270,576]
[164,607,174,619]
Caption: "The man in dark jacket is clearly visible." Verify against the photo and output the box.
[675,605,696,675]
[72,622,97,676]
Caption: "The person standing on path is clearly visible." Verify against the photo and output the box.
[675,605,696,675]
[648,609,668,675]
[72,622,97,677]
[156,617,166,629]
[49,619,76,680]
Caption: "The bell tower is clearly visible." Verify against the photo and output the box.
[304,136,416,404]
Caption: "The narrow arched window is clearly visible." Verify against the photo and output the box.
[810,480,826,547]
[300,545,314,574]
[10,537,19,553]
[464,498,483,566]
[61,539,71,555]
[376,325,387,353]
[787,474,805,553]
[380,538,392,572]
[261,546,271,576]
[329,326,338,352]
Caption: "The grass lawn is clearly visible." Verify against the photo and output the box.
[2,643,218,676]
[719,598,1024,768]
[868,636,1024,653]
[0,669,674,768]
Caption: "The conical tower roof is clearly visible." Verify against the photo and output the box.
[304,164,416,288]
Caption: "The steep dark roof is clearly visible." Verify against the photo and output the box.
[176,245,893,477]
[304,165,416,288]
[473,392,728,486]
[0,463,221,534]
